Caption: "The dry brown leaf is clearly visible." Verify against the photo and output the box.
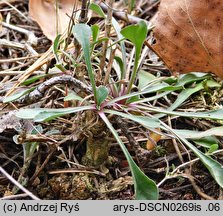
[0,12,2,32]
[150,0,223,78]
[29,0,80,40]
[146,128,161,151]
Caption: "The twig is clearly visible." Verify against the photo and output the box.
[98,1,151,25]
[0,38,25,49]
[48,168,106,177]
[16,134,66,144]
[186,172,215,200]
[2,22,37,45]
[0,55,40,63]
[116,116,151,163]
[29,148,55,184]
[100,0,114,73]
[0,193,31,200]
[17,75,92,104]
[79,0,89,23]
[0,166,40,200]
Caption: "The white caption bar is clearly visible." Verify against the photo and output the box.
[0,201,223,216]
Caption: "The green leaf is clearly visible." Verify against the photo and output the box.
[104,110,160,128]
[72,24,98,103]
[22,73,59,86]
[163,124,223,188]
[176,72,211,86]
[126,95,141,104]
[129,0,135,11]
[64,91,84,102]
[173,127,223,139]
[91,24,100,43]
[121,21,149,92]
[16,106,94,122]
[23,125,43,161]
[138,70,156,90]
[99,112,158,199]
[53,34,62,56]
[107,83,181,106]
[193,137,219,149]
[3,87,35,103]
[114,56,124,79]
[96,86,109,107]
[138,105,223,121]
[121,21,147,70]
[91,38,109,47]
[170,80,219,111]
[155,79,220,118]
[112,17,127,80]
[208,144,219,154]
[89,3,106,18]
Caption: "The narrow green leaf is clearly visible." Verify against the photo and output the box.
[64,92,83,102]
[16,105,94,121]
[193,137,219,149]
[104,109,160,128]
[137,105,223,121]
[121,21,149,92]
[173,127,223,139]
[53,34,62,56]
[23,125,43,161]
[114,56,124,79]
[96,86,109,107]
[3,87,35,103]
[126,95,141,104]
[176,72,211,86]
[174,80,220,109]
[155,80,220,118]
[163,124,223,188]
[107,84,182,106]
[99,112,158,199]
[112,17,127,79]
[121,22,147,55]
[73,24,98,103]
[89,3,106,18]
[128,0,135,11]
[91,24,100,43]
[22,73,59,86]
[138,70,156,90]
[208,144,219,154]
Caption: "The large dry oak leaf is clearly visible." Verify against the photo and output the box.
[29,0,80,40]
[150,0,223,78]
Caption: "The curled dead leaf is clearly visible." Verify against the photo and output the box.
[146,128,162,150]
[0,12,2,32]
[29,0,81,40]
[150,0,223,78]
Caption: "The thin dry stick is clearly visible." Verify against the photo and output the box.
[0,55,40,63]
[104,47,116,85]
[0,193,31,200]
[79,0,89,23]
[168,116,184,163]
[100,0,114,73]
[98,1,148,24]
[186,173,215,200]
[2,22,37,45]
[116,116,150,163]
[29,149,55,184]
[0,167,40,200]
[0,38,26,49]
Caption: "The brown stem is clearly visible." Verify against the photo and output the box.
[99,0,114,73]
[79,0,89,23]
